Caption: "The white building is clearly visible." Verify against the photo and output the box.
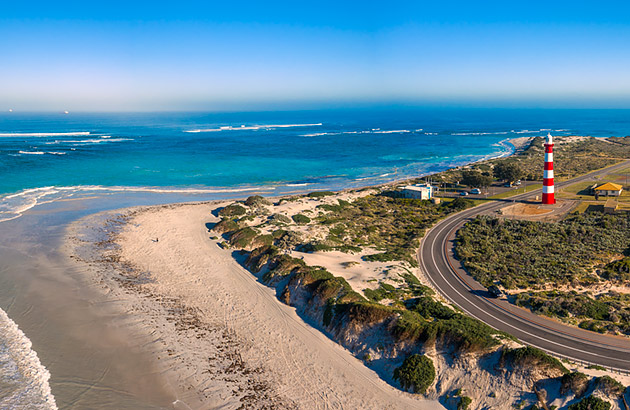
[594,182,623,197]
[402,184,434,200]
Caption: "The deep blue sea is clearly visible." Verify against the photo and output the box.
[1,108,630,222]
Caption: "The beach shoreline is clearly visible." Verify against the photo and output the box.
[0,135,528,409]
[67,202,439,409]
[0,134,540,408]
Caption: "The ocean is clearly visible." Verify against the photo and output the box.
[3,108,629,224]
[1,108,630,408]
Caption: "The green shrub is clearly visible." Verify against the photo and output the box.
[292,213,311,224]
[458,396,472,410]
[271,229,287,239]
[253,234,273,247]
[219,204,247,217]
[335,244,362,253]
[363,283,408,302]
[561,372,589,397]
[393,354,435,394]
[269,213,292,224]
[244,195,270,206]
[307,191,334,198]
[392,309,504,351]
[213,218,240,234]
[409,297,455,320]
[593,376,626,397]
[501,346,569,374]
[228,227,259,248]
[318,200,351,212]
[515,291,611,321]
[567,395,611,410]
[602,257,630,281]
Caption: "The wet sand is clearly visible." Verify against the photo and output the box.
[0,192,250,409]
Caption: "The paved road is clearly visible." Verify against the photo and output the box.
[418,160,630,370]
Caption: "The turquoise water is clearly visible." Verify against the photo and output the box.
[1,108,630,222]
[2,107,630,408]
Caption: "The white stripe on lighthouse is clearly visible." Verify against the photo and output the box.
[542,185,555,194]
[544,169,554,179]
[544,153,553,162]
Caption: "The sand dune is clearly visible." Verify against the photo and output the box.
[109,202,439,409]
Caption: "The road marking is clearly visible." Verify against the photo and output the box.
[423,223,630,364]
[418,174,630,368]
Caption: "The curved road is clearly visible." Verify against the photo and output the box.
[419,160,630,370]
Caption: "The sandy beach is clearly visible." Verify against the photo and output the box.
[70,202,439,409]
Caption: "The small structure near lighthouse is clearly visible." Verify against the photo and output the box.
[542,133,555,205]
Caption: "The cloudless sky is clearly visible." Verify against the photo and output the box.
[2,1,630,111]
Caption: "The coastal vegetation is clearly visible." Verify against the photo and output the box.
[500,346,568,375]
[561,372,590,397]
[316,195,474,266]
[209,136,630,407]
[490,136,630,181]
[291,213,310,224]
[457,395,472,410]
[514,290,630,335]
[212,187,596,410]
[393,354,436,394]
[567,395,611,410]
[430,136,630,187]
[456,212,630,334]
[456,213,630,289]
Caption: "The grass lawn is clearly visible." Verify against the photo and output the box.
[488,183,542,200]
[556,181,598,200]
[572,201,601,214]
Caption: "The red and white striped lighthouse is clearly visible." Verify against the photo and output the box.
[542,133,555,205]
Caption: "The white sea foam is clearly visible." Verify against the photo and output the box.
[186,123,322,133]
[42,138,133,146]
[0,308,57,409]
[67,138,133,145]
[18,151,45,155]
[372,129,411,134]
[47,152,66,155]
[452,131,509,136]
[0,185,276,223]
[301,129,413,137]
[451,128,565,136]
[0,132,90,137]
[301,132,335,137]
[513,129,538,134]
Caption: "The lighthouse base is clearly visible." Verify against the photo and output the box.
[542,193,555,205]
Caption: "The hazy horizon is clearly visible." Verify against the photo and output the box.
[3,1,630,111]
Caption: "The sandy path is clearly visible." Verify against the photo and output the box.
[117,203,439,410]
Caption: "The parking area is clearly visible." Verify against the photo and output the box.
[436,180,539,200]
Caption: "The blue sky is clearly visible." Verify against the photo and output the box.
[2,1,630,111]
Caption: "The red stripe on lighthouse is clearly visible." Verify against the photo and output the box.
[542,133,555,205]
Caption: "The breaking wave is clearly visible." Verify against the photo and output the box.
[301,129,417,137]
[0,132,91,138]
[186,123,322,133]
[451,128,572,136]
[0,308,57,409]
[0,185,277,223]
